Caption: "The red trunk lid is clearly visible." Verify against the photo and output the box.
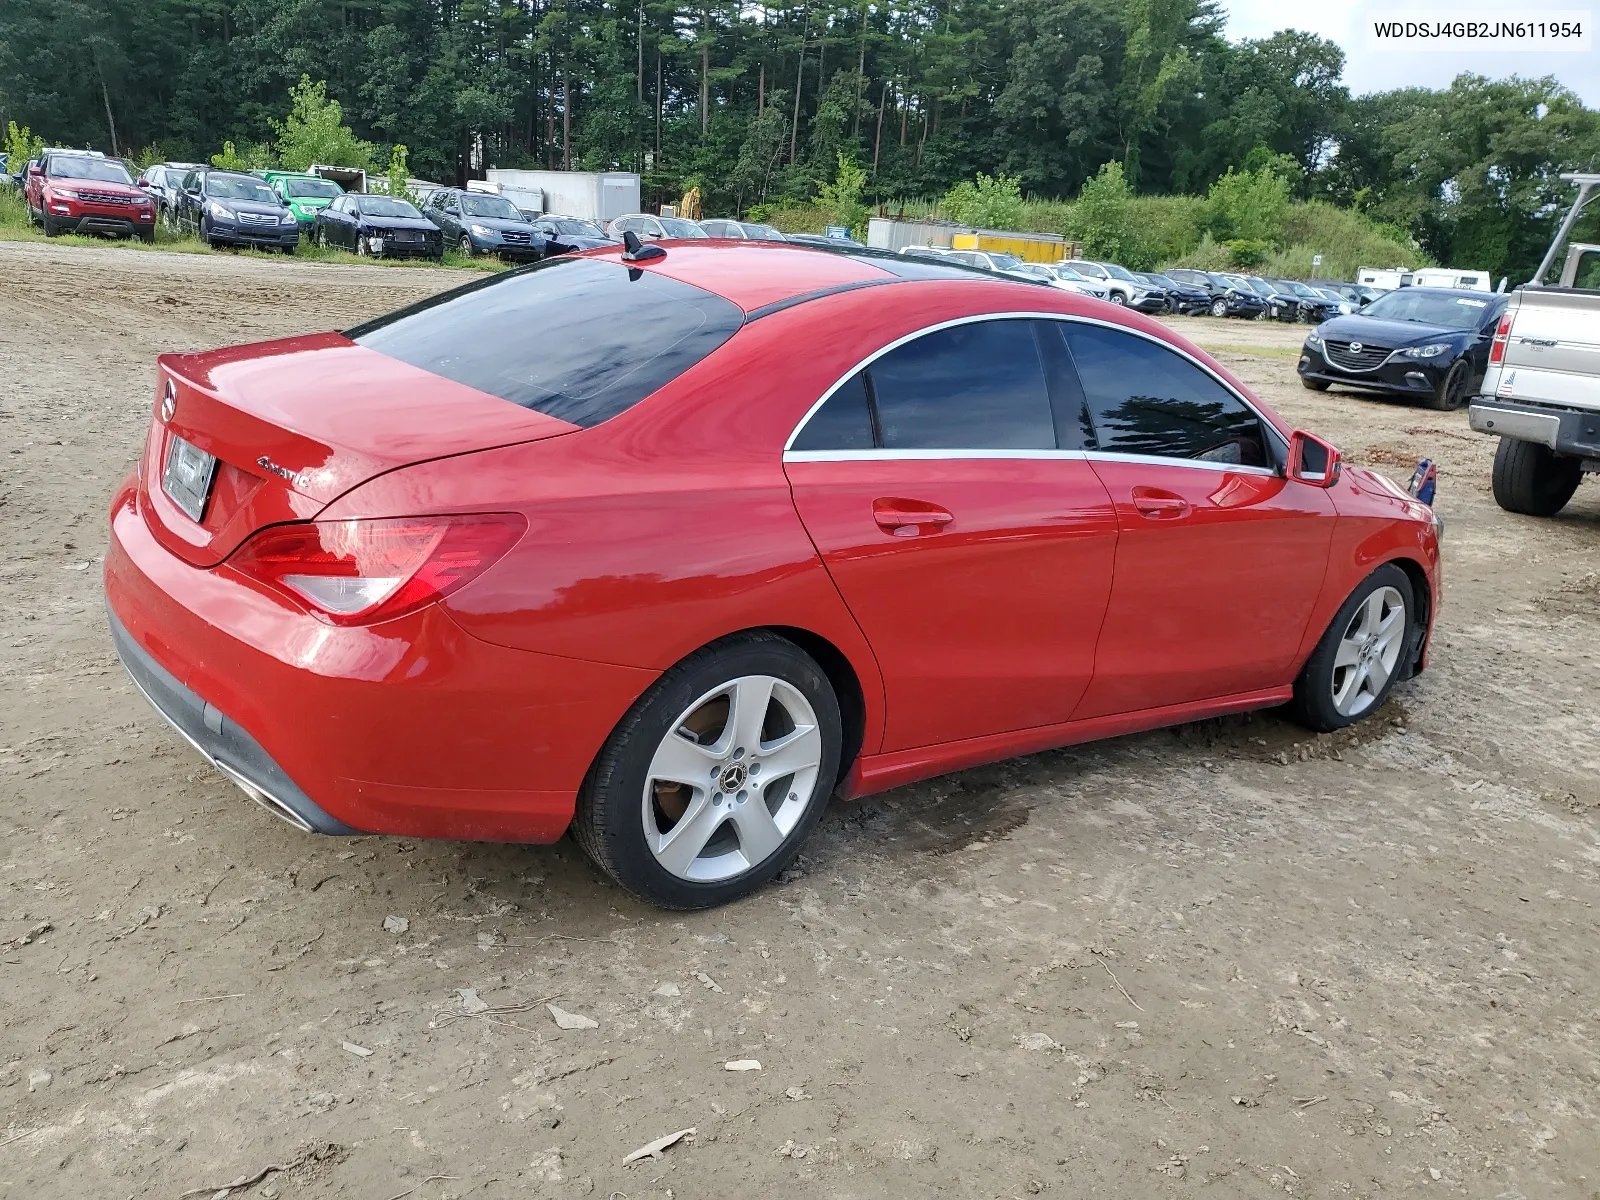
[139,332,578,567]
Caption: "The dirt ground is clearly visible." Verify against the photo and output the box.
[2,241,1598,1200]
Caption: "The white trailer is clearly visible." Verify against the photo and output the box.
[1411,267,1492,292]
[484,169,639,222]
[1356,265,1416,291]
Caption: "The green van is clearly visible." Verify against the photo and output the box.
[258,171,344,228]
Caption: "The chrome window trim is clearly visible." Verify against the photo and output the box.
[781,310,1287,471]
[786,447,1089,463]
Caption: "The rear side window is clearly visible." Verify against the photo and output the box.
[791,373,875,451]
[791,319,1057,452]
[1063,322,1268,467]
[349,257,744,427]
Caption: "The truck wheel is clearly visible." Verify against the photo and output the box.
[1427,361,1470,411]
[1491,438,1582,517]
[1301,376,1331,392]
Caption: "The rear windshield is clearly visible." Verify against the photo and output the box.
[348,257,744,427]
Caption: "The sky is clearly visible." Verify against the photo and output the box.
[1220,0,1600,104]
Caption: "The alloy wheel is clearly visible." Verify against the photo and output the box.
[1331,586,1406,717]
[1210,298,1227,317]
[641,675,823,883]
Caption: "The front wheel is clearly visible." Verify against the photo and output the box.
[1210,298,1228,317]
[40,213,59,237]
[1301,376,1331,391]
[1427,360,1470,411]
[1491,437,1583,517]
[573,632,842,909]
[458,233,475,256]
[1289,565,1415,733]
[1108,291,1127,306]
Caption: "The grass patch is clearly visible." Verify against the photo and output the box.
[0,186,497,272]
[1192,342,1304,359]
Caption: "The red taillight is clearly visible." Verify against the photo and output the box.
[228,514,526,625]
[1489,313,1512,364]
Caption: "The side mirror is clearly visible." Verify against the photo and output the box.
[136,176,150,188]
[1288,430,1342,488]
[28,164,42,177]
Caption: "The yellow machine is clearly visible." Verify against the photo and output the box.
[952,230,1072,263]
[678,187,703,221]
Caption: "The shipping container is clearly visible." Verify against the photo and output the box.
[951,230,1069,264]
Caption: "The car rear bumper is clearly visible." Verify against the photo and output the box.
[104,478,652,843]
[1469,399,1600,457]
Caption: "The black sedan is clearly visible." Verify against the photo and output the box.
[531,215,617,254]
[1298,287,1508,410]
[422,188,548,261]
[1165,269,1269,319]
[1273,279,1342,324]
[1141,271,1211,315]
[175,168,300,252]
[314,193,443,260]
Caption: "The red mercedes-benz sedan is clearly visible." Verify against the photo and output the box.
[106,240,1441,908]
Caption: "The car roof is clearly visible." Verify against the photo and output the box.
[575,240,1023,315]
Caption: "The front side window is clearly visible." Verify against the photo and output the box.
[1063,323,1268,467]
[791,320,1056,452]
[349,257,744,428]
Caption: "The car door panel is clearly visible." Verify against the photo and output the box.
[783,317,1119,753]
[1074,458,1334,717]
[788,456,1118,751]
[1056,319,1336,718]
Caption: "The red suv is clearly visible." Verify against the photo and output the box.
[26,150,156,242]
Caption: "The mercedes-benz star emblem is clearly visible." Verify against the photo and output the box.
[1349,341,1363,354]
[719,763,748,792]
[160,379,176,424]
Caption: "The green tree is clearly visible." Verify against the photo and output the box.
[273,77,376,173]
[816,149,869,236]
[1074,160,1135,261]
[1206,159,1290,244]
[943,170,1025,229]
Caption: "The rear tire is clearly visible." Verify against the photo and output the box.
[1289,565,1415,733]
[573,631,841,910]
[1491,437,1582,517]
[1301,376,1331,392]
[1427,360,1470,411]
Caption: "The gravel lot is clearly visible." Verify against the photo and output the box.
[2,241,1597,1199]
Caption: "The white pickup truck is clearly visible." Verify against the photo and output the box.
[1469,173,1600,517]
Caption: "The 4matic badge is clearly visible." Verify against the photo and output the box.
[256,456,310,489]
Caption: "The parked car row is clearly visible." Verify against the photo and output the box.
[0,156,1427,322]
